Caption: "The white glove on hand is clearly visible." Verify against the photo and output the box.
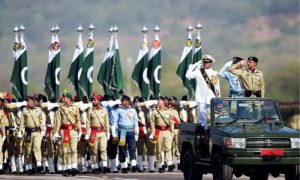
[2,136,6,143]
[80,103,92,111]
[9,126,17,131]
[41,130,46,137]
[77,132,82,142]
[135,134,139,142]
[148,134,153,140]
[16,101,27,108]
[17,132,23,139]
[53,133,61,141]
[84,134,89,140]
[48,103,59,111]
[106,133,110,141]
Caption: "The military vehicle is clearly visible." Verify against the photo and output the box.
[179,98,300,180]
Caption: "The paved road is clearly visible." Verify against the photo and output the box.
[0,173,286,180]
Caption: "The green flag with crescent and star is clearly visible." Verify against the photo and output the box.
[191,29,202,91]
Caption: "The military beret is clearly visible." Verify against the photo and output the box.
[157,96,165,100]
[169,96,177,101]
[92,95,102,101]
[26,96,35,101]
[232,56,243,64]
[248,56,258,63]
[202,54,216,63]
[62,92,72,99]
[121,95,131,102]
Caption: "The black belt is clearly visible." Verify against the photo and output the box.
[25,127,41,132]
[245,90,261,97]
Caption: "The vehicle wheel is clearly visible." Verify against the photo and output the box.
[285,165,300,180]
[183,149,203,180]
[249,171,268,180]
[212,152,233,180]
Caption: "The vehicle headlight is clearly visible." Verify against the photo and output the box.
[291,138,300,149]
[224,138,246,149]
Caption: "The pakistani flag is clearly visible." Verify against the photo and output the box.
[191,24,202,91]
[147,26,161,98]
[97,26,124,99]
[67,26,84,100]
[79,24,95,100]
[176,27,193,98]
[98,28,114,97]
[10,25,27,101]
[132,28,149,100]
[44,26,60,102]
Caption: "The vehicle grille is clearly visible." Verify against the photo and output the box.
[246,138,291,148]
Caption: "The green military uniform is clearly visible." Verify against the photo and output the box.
[19,105,46,173]
[87,105,109,172]
[150,106,174,173]
[54,103,81,175]
[228,62,265,97]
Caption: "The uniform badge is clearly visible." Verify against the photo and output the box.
[152,40,160,49]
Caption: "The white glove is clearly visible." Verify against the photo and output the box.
[106,133,110,141]
[17,132,23,139]
[109,100,121,107]
[53,132,61,141]
[2,136,6,143]
[111,126,118,138]
[135,134,139,142]
[9,126,17,131]
[16,101,27,108]
[77,132,82,142]
[84,134,90,140]
[41,130,46,137]
[80,103,92,111]
[145,100,158,107]
[48,103,59,111]
[148,134,153,140]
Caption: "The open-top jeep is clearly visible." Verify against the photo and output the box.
[179,98,300,180]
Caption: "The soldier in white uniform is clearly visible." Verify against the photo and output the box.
[186,54,221,129]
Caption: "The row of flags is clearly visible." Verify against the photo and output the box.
[10,23,203,102]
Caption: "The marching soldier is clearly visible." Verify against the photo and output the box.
[18,96,46,174]
[53,92,81,176]
[169,96,180,171]
[0,98,6,174]
[228,56,265,97]
[149,96,174,173]
[112,95,139,174]
[86,95,110,173]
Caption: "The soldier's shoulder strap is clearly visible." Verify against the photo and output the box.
[200,68,216,96]
[156,109,170,126]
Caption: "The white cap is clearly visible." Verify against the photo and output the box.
[202,54,216,63]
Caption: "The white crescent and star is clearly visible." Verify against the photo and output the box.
[21,67,28,85]
[154,65,161,84]
[87,66,93,83]
[55,68,60,85]
[142,68,149,84]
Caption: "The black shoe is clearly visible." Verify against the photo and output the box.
[105,167,111,173]
[56,170,62,174]
[159,167,165,173]
[37,166,44,173]
[27,169,33,175]
[121,168,128,174]
[62,170,69,176]
[45,167,49,174]
[168,164,175,172]
[113,170,118,173]
[98,167,103,173]
[102,167,107,173]
[71,168,77,176]
[92,169,99,174]
[0,169,4,175]
[131,166,137,173]
[149,169,155,173]
[138,169,143,173]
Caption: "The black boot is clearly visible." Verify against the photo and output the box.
[131,166,137,173]
[92,169,99,174]
[0,169,4,175]
[159,167,165,173]
[168,164,175,172]
[62,170,69,176]
[102,167,107,174]
[37,166,44,174]
[71,168,77,176]
[121,168,128,174]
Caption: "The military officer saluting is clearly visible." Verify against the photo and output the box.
[53,92,81,176]
[150,96,174,173]
[18,96,46,174]
[228,56,265,97]
[86,95,110,173]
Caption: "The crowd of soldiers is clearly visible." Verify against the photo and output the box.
[0,54,265,176]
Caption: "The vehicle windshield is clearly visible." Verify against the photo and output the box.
[213,99,281,125]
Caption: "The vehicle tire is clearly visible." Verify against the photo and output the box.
[249,171,268,180]
[285,165,300,180]
[212,152,233,180]
[183,149,203,180]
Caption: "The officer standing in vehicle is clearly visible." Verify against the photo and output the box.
[228,56,265,97]
[18,96,46,174]
[150,96,174,173]
[53,92,81,176]
[86,95,110,173]
[219,57,245,97]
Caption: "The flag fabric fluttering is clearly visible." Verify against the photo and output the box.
[191,22,202,92]
[67,25,84,100]
[97,26,124,99]
[147,25,161,99]
[132,26,149,100]
[44,25,61,102]
[79,24,95,100]
[10,25,28,101]
[176,25,193,98]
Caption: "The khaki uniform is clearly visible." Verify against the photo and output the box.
[169,107,180,162]
[150,107,174,169]
[87,106,109,169]
[229,63,265,97]
[19,106,46,169]
[0,109,6,170]
[54,104,81,170]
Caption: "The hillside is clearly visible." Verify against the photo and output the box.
[0,0,299,101]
